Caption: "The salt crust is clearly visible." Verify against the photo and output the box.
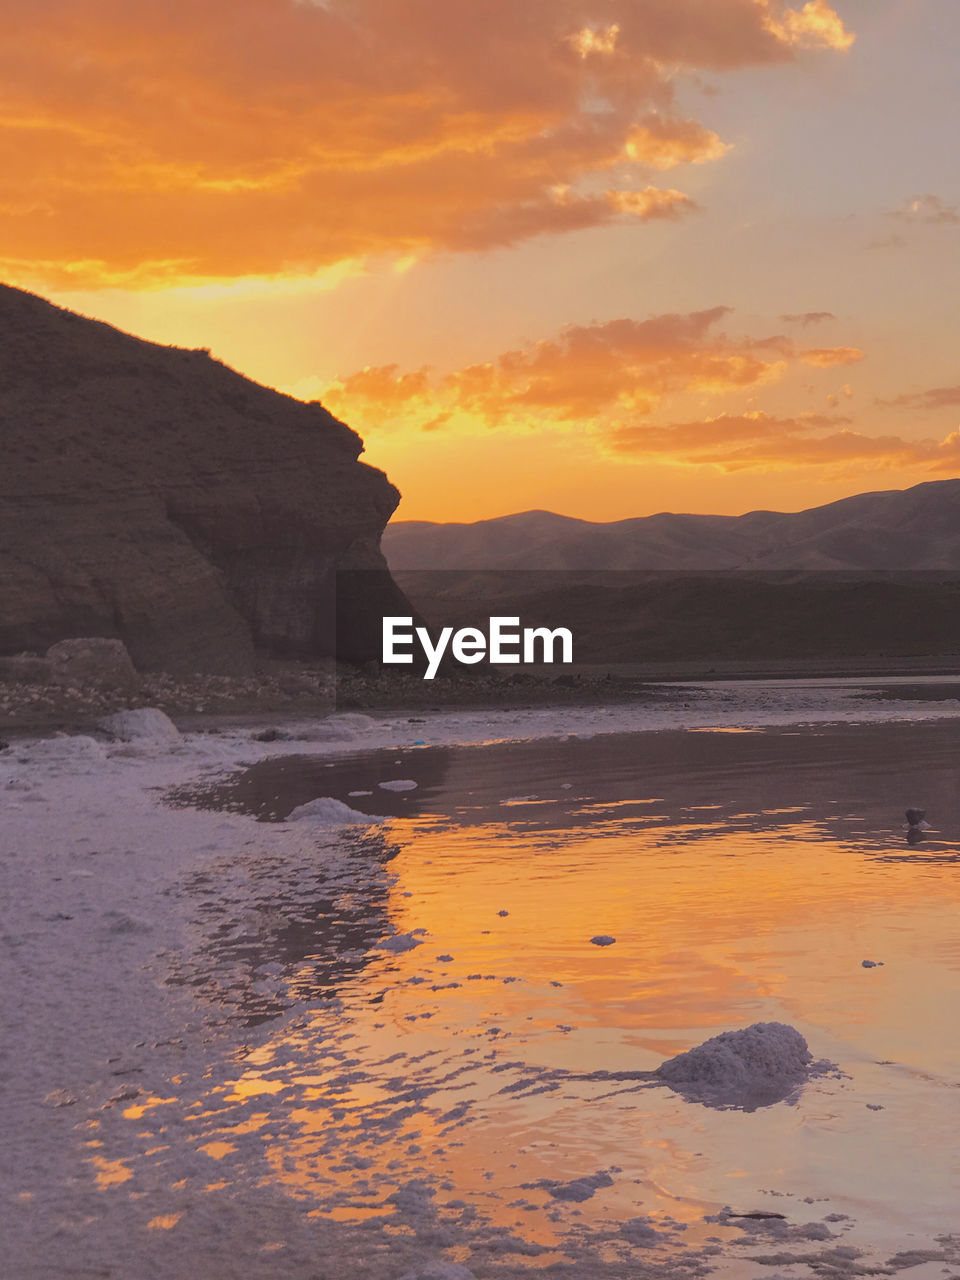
[287,796,388,825]
[656,1021,825,1110]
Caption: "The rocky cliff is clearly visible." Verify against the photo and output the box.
[0,284,408,674]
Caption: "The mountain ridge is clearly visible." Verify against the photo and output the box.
[384,479,960,572]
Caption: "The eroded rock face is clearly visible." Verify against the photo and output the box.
[47,638,139,690]
[0,285,408,674]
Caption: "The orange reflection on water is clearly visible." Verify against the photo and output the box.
[114,723,960,1260]
[88,1155,134,1190]
[146,1213,181,1230]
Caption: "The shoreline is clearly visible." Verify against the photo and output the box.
[2,652,960,736]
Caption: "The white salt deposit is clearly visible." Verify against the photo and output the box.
[656,1022,823,1110]
[379,778,418,791]
[286,796,387,825]
[98,706,180,743]
[22,733,108,765]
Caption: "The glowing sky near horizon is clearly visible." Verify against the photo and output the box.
[3,0,958,522]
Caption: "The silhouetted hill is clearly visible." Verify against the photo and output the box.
[0,284,409,673]
[385,482,960,669]
[384,480,960,571]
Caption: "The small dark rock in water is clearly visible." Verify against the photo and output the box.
[590,935,616,946]
[904,808,931,844]
[252,728,286,742]
[861,959,884,968]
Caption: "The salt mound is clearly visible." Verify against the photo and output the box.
[287,797,387,826]
[98,707,180,742]
[656,1022,815,1111]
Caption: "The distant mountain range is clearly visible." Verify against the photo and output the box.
[384,479,960,572]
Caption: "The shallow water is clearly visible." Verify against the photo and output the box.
[157,720,960,1272]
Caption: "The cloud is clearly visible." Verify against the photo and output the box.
[319,307,960,482]
[779,311,836,326]
[0,0,854,289]
[322,307,873,441]
[323,307,806,426]
[624,117,730,169]
[881,385,960,411]
[704,430,960,474]
[334,364,432,403]
[765,0,856,51]
[889,194,960,225]
[610,414,960,475]
[609,410,850,454]
[604,187,698,219]
[799,346,864,368]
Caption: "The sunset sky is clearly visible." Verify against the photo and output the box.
[4,0,958,522]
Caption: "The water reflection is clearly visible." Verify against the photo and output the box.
[169,746,452,821]
[166,830,401,1025]
[134,721,960,1267]
[176,722,960,864]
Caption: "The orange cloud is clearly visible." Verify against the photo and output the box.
[604,187,698,219]
[613,419,960,475]
[323,307,803,427]
[881,385,960,411]
[710,431,960,474]
[624,117,730,169]
[335,364,432,403]
[799,346,865,367]
[766,0,856,51]
[779,311,836,326]
[317,308,960,483]
[0,0,854,289]
[609,410,850,454]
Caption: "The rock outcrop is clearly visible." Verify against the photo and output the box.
[0,284,409,673]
